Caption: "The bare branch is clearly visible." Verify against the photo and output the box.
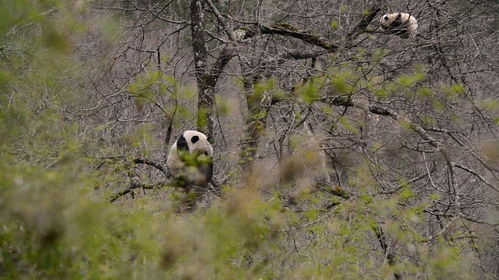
[260,23,339,52]
[133,158,170,177]
[346,6,382,40]
[204,0,235,41]
[453,163,499,193]
[372,224,402,280]
[109,181,167,203]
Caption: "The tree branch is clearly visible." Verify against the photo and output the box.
[259,23,339,52]
[109,181,167,203]
[453,163,499,193]
[373,224,402,280]
[204,0,235,41]
[133,158,170,177]
[346,6,382,40]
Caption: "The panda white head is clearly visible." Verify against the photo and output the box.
[380,12,418,38]
[167,130,213,185]
[175,130,213,157]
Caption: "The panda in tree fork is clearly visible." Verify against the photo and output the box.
[167,130,214,187]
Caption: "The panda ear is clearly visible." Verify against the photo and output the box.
[207,135,215,144]
[191,135,199,143]
[176,135,189,151]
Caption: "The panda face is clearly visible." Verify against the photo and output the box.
[379,13,418,38]
[380,13,400,29]
[176,130,213,157]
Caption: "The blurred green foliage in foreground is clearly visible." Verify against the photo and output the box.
[0,1,480,279]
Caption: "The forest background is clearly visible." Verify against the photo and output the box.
[0,0,498,279]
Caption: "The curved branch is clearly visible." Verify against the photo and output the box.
[260,23,339,52]
[133,158,170,177]
[109,181,167,203]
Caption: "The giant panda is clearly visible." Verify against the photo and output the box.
[379,12,418,38]
[167,130,213,186]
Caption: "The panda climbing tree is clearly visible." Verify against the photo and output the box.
[167,130,214,187]
[379,12,418,38]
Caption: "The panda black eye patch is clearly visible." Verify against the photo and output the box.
[191,136,199,143]
[177,135,189,151]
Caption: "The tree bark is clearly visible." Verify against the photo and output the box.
[190,0,236,138]
[238,74,272,170]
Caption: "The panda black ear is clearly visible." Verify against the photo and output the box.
[207,135,215,144]
[177,135,189,151]
[191,135,199,143]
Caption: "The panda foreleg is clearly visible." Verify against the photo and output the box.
[199,161,213,185]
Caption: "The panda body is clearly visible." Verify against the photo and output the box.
[167,130,213,186]
[380,13,418,38]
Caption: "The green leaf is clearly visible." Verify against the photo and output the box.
[296,79,321,104]
[330,20,339,30]
[400,187,414,200]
